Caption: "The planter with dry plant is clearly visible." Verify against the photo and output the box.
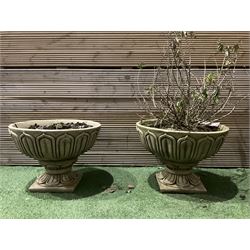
[135,32,243,193]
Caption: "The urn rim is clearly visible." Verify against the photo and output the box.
[136,119,229,135]
[8,119,101,133]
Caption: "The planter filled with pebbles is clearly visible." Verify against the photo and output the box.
[8,119,101,192]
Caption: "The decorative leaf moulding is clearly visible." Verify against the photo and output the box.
[136,120,229,193]
[8,119,101,192]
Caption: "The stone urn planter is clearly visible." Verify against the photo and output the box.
[136,119,229,193]
[8,119,101,192]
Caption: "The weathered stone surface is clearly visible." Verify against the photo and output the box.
[8,119,101,192]
[29,171,82,193]
[136,119,229,193]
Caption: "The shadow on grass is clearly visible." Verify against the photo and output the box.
[148,170,238,202]
[26,167,114,200]
[26,167,138,201]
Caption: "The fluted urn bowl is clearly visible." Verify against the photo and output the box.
[136,119,229,193]
[8,119,101,192]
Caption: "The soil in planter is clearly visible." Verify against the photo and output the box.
[28,122,92,130]
[143,121,220,132]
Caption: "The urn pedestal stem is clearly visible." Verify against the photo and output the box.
[156,166,207,193]
[29,158,82,192]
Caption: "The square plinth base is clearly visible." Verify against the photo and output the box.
[28,173,82,193]
[155,172,207,193]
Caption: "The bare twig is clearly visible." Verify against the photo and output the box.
[134,32,243,131]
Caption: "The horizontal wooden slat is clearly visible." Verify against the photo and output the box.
[1,32,249,67]
[1,69,249,115]
[0,69,249,167]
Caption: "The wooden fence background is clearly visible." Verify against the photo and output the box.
[0,32,249,167]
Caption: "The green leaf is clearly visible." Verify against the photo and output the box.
[212,88,220,103]
[233,44,239,52]
[205,72,217,85]
[137,62,145,69]
[176,100,182,108]
[189,31,196,38]
[213,96,220,104]
[225,60,231,66]
[181,31,186,38]
[217,41,224,52]
[202,88,208,98]
[225,50,229,57]
[198,96,204,102]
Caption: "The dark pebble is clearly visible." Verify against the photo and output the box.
[239,194,246,200]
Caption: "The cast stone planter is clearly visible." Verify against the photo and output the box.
[8,119,101,192]
[136,119,229,193]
